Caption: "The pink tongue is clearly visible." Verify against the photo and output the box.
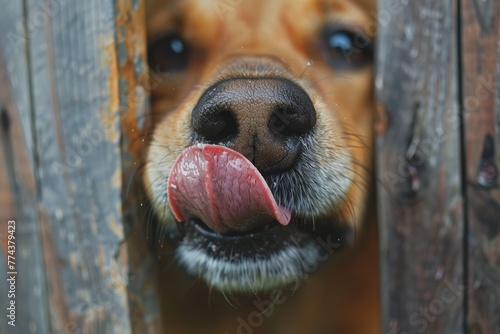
[167,144,291,233]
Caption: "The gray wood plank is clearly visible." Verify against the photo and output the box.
[461,0,500,332]
[0,1,50,333]
[23,0,131,332]
[375,0,465,333]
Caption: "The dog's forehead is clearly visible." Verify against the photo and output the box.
[147,0,375,32]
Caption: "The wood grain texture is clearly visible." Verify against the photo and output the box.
[113,0,162,332]
[0,1,50,333]
[21,0,131,332]
[375,0,465,333]
[461,0,500,332]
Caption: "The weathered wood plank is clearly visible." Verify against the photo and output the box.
[460,0,500,332]
[375,0,465,333]
[113,0,162,332]
[0,1,50,332]
[22,0,131,332]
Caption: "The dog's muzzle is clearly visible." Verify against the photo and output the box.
[169,77,316,235]
[155,68,352,292]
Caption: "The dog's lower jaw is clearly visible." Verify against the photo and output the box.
[155,213,351,293]
[177,239,323,292]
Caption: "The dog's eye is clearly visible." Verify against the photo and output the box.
[323,26,373,69]
[148,34,188,73]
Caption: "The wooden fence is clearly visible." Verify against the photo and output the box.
[377,0,499,332]
[0,0,499,333]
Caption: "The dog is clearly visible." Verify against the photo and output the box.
[143,0,379,332]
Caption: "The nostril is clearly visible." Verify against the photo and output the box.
[192,106,238,142]
[269,103,315,137]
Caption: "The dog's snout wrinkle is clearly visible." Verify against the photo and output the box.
[192,77,316,174]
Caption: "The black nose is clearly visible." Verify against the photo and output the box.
[191,78,316,174]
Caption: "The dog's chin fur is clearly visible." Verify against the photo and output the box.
[152,213,354,293]
[177,235,323,292]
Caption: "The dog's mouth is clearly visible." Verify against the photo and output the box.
[164,144,350,292]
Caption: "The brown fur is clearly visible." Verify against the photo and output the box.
[144,0,379,332]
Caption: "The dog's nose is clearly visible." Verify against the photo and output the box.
[192,78,316,173]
